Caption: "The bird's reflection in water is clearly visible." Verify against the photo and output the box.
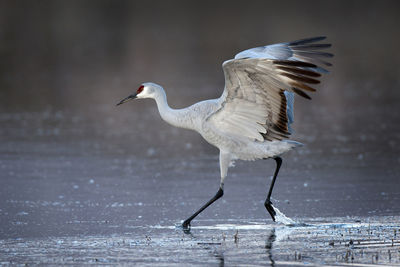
[265,228,277,267]
[214,251,225,267]
[182,225,286,267]
[182,227,225,266]
[197,243,225,266]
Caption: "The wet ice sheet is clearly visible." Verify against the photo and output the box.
[0,108,399,267]
[1,217,399,266]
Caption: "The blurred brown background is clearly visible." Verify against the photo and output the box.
[1,0,400,160]
[1,0,399,110]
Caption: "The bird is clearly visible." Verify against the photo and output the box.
[117,36,332,229]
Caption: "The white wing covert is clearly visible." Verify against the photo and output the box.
[207,37,332,142]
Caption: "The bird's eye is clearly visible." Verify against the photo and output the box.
[137,85,144,94]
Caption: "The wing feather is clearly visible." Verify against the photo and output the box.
[207,37,332,142]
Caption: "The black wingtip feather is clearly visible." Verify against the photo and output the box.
[292,88,312,99]
[280,72,320,84]
[289,36,326,46]
[295,51,334,58]
[273,60,316,68]
[277,66,321,77]
[291,43,332,50]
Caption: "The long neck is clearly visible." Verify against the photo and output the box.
[153,89,194,130]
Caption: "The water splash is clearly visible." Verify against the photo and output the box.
[273,205,308,227]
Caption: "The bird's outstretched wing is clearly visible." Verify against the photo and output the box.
[235,36,332,73]
[207,36,332,142]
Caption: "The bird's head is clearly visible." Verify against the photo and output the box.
[116,82,163,106]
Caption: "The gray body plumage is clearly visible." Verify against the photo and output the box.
[133,37,332,187]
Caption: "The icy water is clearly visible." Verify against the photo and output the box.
[0,103,399,266]
[1,218,400,266]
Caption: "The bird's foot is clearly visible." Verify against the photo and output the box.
[182,219,191,231]
[264,200,276,222]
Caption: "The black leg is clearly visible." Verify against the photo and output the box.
[264,157,282,221]
[182,187,224,229]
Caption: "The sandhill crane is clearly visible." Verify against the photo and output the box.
[117,36,332,229]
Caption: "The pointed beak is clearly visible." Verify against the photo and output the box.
[116,93,137,106]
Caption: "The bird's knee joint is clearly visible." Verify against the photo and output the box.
[216,187,224,198]
[219,182,224,190]
[274,156,282,164]
[264,199,272,206]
